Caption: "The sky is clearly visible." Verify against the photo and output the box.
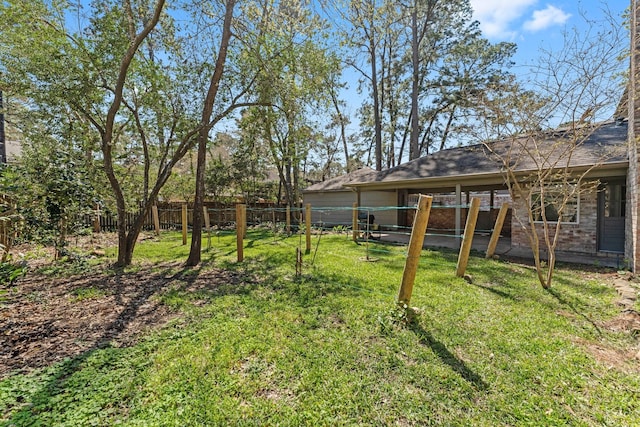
[337,0,629,138]
[469,0,628,68]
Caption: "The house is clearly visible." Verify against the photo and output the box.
[304,120,629,266]
[302,167,397,228]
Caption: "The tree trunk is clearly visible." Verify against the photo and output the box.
[409,4,419,161]
[186,132,207,265]
[330,90,350,173]
[186,0,236,266]
[367,14,382,171]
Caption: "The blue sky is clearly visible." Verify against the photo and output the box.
[470,0,629,67]
[337,1,630,128]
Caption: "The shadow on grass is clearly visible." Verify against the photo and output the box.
[545,288,603,337]
[407,315,489,391]
[469,282,518,301]
[2,263,260,424]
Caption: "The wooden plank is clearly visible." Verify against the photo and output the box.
[456,197,480,277]
[486,202,509,259]
[286,205,291,235]
[352,202,358,242]
[397,195,433,306]
[305,203,312,253]
[203,206,211,232]
[152,204,160,235]
[181,203,188,245]
[236,203,244,262]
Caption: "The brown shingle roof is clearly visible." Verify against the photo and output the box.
[303,167,378,192]
[345,120,628,190]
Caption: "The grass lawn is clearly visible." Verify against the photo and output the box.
[1,230,639,426]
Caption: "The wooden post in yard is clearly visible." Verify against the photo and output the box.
[397,195,433,307]
[486,202,509,259]
[272,207,276,234]
[181,203,188,245]
[352,202,359,241]
[456,197,481,277]
[93,203,101,233]
[241,204,247,238]
[152,204,160,235]
[236,203,244,262]
[305,203,311,253]
[203,205,211,249]
[286,205,291,235]
[203,205,211,232]
[0,219,7,261]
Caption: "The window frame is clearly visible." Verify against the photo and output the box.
[530,183,580,225]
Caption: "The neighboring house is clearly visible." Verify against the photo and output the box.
[304,120,629,266]
[302,167,397,227]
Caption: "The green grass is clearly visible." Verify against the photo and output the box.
[2,230,639,426]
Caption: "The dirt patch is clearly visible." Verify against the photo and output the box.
[0,262,245,378]
[573,337,640,373]
[601,310,640,334]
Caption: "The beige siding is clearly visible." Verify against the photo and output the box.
[303,190,397,227]
[303,191,356,226]
[361,191,397,227]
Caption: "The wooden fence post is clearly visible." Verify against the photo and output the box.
[181,203,188,245]
[203,205,211,231]
[152,204,160,235]
[271,207,276,233]
[456,197,481,277]
[352,202,359,241]
[241,204,247,238]
[203,205,211,249]
[486,202,509,259]
[236,203,244,262]
[0,219,7,262]
[397,195,433,307]
[92,203,101,233]
[286,205,291,235]
[305,203,311,253]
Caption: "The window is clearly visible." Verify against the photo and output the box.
[604,183,625,218]
[531,184,579,224]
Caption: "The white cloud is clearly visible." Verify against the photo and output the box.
[469,0,537,39]
[523,5,571,32]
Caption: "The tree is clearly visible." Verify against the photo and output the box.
[342,0,398,170]
[0,0,168,266]
[236,0,342,211]
[0,0,258,267]
[482,9,626,288]
[339,0,517,168]
[185,0,236,266]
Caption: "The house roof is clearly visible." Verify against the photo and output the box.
[303,167,378,193]
[344,120,629,192]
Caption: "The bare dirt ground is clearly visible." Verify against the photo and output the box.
[1,234,639,377]
[1,234,247,377]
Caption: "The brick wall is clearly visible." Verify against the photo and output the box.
[426,206,512,236]
[626,0,640,271]
[511,183,598,254]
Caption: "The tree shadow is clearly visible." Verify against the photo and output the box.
[469,282,518,301]
[406,314,489,391]
[2,262,260,423]
[545,288,603,337]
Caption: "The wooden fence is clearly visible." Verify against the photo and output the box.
[84,201,290,232]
